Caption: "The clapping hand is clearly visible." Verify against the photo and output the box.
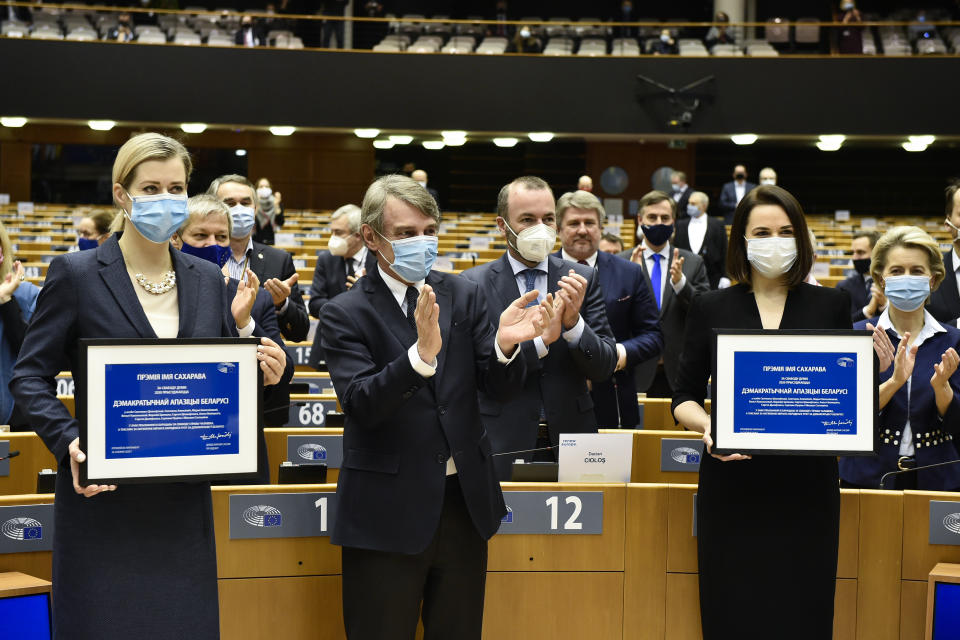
[257,337,286,386]
[497,291,559,356]
[557,270,587,330]
[930,347,960,391]
[415,285,442,364]
[670,248,684,285]
[890,332,918,387]
[264,273,299,307]
[866,323,895,372]
[231,269,260,330]
[346,268,366,290]
[0,260,24,303]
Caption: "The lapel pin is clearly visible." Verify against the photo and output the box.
[257,253,264,260]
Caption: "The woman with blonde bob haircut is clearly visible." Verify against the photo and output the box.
[12,132,288,639]
[841,226,960,491]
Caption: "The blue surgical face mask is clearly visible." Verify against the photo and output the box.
[883,275,930,312]
[376,231,438,283]
[229,204,256,238]
[180,241,231,267]
[78,237,99,251]
[687,204,702,218]
[124,192,188,244]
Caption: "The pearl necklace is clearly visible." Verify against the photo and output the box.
[135,270,177,295]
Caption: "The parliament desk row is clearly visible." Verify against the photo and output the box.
[0,422,712,495]
[1,485,959,639]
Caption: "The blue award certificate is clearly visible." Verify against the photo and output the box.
[80,339,261,484]
[713,331,877,456]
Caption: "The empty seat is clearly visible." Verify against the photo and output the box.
[137,31,168,44]
[287,36,304,49]
[30,28,63,40]
[174,31,201,45]
[575,17,606,39]
[207,33,234,46]
[398,14,424,37]
[372,41,402,52]
[545,17,570,38]
[794,18,820,44]
[764,18,790,44]
[1,21,29,37]
[577,38,606,56]
[476,37,507,54]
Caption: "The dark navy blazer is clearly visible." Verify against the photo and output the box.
[462,253,618,480]
[320,267,525,554]
[10,234,231,639]
[840,317,960,490]
[552,250,662,427]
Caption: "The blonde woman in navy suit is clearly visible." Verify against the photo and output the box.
[11,133,287,640]
[841,226,960,491]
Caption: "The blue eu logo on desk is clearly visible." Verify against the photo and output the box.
[501,506,513,524]
[297,444,327,461]
[242,505,283,528]
[671,447,701,464]
[2,517,42,541]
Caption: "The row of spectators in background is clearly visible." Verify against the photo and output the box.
[5,1,958,55]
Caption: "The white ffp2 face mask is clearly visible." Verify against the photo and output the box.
[504,221,557,263]
[745,237,797,279]
[328,234,349,256]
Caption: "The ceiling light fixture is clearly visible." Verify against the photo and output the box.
[88,120,116,131]
[0,117,27,128]
[528,132,555,142]
[235,149,247,156]
[269,126,296,136]
[373,140,395,149]
[354,128,380,138]
[422,141,445,150]
[389,135,413,145]
[180,123,207,134]
[730,134,758,145]
[493,137,519,148]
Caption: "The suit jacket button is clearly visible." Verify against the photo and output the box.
[436,453,446,463]
[438,405,447,415]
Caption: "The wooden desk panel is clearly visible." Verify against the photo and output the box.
[488,484,625,572]
[898,580,926,640]
[483,572,623,640]
[264,427,343,485]
[838,490,860,579]
[623,484,669,640]
[211,485,340,579]
[835,578,858,640]
[666,484,698,574]
[901,490,960,581]
[606,429,702,484]
[664,572,701,640]
[0,494,54,581]
[218,575,345,640]
[857,490,903,640]
[0,432,57,496]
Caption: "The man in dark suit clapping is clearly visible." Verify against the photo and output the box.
[209,174,310,343]
[462,176,618,479]
[554,190,662,428]
[619,190,711,397]
[928,181,960,325]
[836,230,885,323]
[320,175,553,638]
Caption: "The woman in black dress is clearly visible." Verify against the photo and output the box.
[672,185,851,639]
[11,133,287,639]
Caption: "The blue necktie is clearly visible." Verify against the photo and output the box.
[651,253,663,309]
[521,269,543,307]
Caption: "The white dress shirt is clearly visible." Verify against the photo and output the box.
[378,265,518,474]
[735,181,747,204]
[951,247,960,310]
[506,253,585,358]
[875,307,946,456]
[686,213,708,256]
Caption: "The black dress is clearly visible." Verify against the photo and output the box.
[671,283,851,639]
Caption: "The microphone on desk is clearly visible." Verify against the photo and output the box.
[0,450,20,462]
[491,446,556,458]
[878,458,960,489]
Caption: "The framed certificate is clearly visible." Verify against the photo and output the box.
[712,330,877,456]
[79,338,262,484]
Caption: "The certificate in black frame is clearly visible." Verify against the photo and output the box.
[79,338,262,485]
[711,329,878,457]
